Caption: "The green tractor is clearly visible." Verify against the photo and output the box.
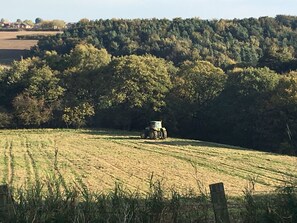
[141,121,167,139]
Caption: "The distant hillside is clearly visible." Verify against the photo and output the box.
[35,15,297,72]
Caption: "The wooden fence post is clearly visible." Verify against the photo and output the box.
[209,182,230,223]
[0,184,14,221]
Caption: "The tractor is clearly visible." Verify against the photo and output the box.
[141,121,167,139]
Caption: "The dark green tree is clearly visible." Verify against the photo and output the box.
[206,67,281,149]
[60,43,112,128]
[168,60,227,138]
[98,54,173,129]
[35,17,43,24]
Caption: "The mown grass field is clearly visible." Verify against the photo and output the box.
[0,129,296,196]
[0,31,60,65]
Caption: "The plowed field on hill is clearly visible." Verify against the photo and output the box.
[0,31,59,64]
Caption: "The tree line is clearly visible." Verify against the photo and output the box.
[0,17,66,30]
[34,16,297,71]
[0,16,297,154]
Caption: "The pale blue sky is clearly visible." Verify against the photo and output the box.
[2,0,297,22]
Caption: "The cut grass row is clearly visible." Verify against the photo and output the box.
[0,129,296,196]
[107,137,297,188]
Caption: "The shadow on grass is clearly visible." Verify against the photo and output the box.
[81,128,140,137]
[0,49,28,59]
[82,129,124,135]
[82,129,246,150]
[103,136,141,140]
[142,140,249,150]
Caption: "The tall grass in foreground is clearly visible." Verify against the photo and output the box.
[2,177,213,223]
[0,178,296,223]
[242,181,297,223]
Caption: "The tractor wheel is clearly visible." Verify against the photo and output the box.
[140,132,146,139]
[141,130,149,139]
[149,130,158,139]
[161,129,167,139]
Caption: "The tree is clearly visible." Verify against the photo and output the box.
[51,20,66,29]
[78,18,90,25]
[62,102,95,128]
[25,66,64,102]
[98,54,174,129]
[167,60,227,138]
[7,57,39,84]
[2,59,64,127]
[44,50,67,71]
[102,54,173,111]
[0,108,13,128]
[206,67,281,149]
[34,17,297,72]
[176,60,227,106]
[40,20,66,29]
[35,18,43,24]
[23,20,34,27]
[0,58,41,109]
[68,43,111,71]
[0,18,9,23]
[22,65,65,126]
[59,44,112,128]
[13,93,52,126]
[0,66,8,106]
[62,44,112,106]
[4,61,64,106]
[227,67,279,97]
[265,72,297,153]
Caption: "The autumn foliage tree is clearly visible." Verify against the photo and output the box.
[13,93,52,126]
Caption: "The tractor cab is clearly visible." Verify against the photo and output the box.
[150,121,162,130]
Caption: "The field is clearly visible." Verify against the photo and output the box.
[0,129,296,196]
[0,31,59,65]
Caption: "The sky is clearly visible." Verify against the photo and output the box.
[2,0,297,23]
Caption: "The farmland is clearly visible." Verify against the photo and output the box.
[0,31,60,65]
[0,129,296,196]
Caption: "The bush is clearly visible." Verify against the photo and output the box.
[0,110,13,128]
[242,182,297,223]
